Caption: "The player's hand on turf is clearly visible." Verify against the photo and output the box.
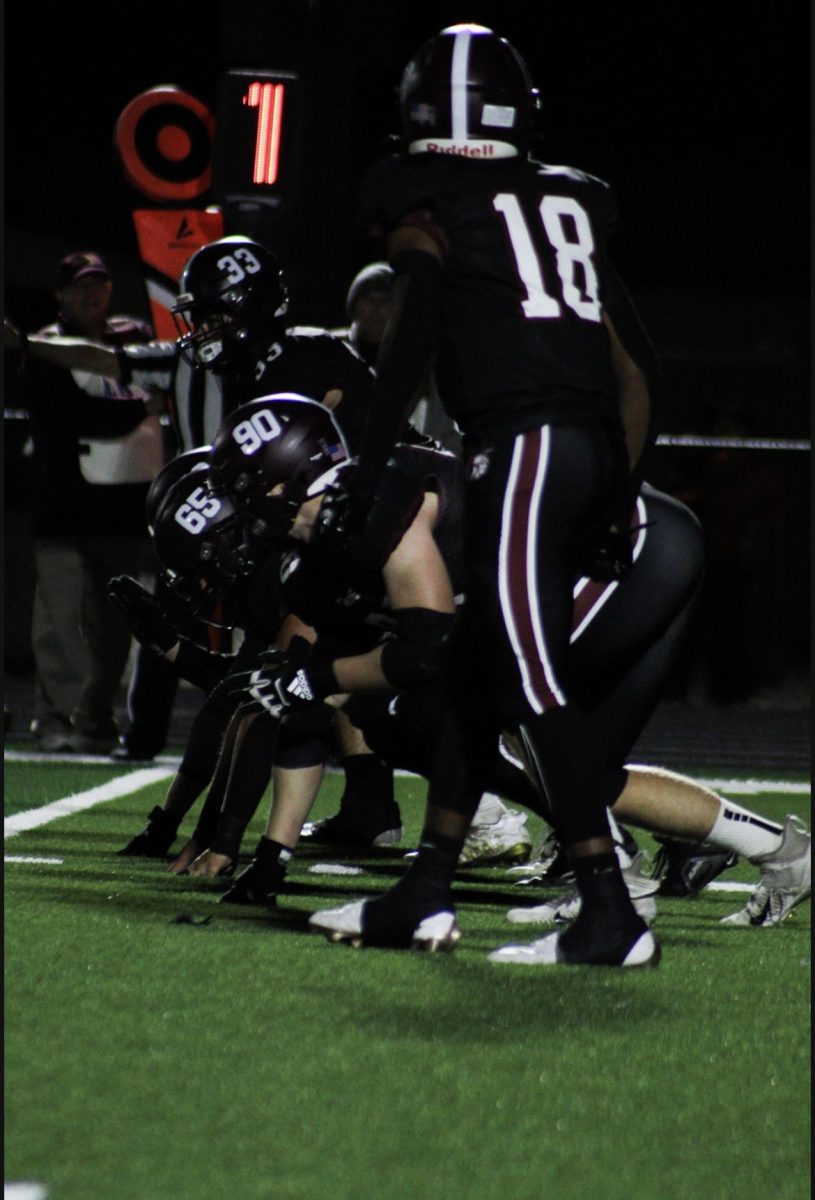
[186,849,234,878]
[107,575,179,655]
[167,838,202,875]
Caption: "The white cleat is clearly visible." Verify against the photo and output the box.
[458,809,533,866]
[410,912,461,953]
[721,814,811,927]
[488,928,660,968]
[309,900,367,945]
[308,900,461,951]
[506,852,659,926]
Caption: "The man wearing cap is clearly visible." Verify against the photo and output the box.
[18,251,165,752]
[337,260,462,455]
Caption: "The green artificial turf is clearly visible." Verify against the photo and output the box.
[4,758,811,1200]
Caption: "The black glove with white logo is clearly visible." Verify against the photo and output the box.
[107,575,179,655]
[234,636,339,719]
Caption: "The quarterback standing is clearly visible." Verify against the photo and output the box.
[314,24,663,968]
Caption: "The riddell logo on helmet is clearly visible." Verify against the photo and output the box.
[426,142,497,157]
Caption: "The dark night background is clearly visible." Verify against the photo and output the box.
[3,0,811,705]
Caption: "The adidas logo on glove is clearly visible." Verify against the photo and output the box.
[284,669,315,702]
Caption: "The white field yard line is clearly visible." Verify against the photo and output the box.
[5,855,64,865]
[4,767,174,839]
[4,752,812,796]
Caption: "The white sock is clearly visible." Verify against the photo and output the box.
[708,800,783,861]
[472,792,507,827]
[608,809,633,869]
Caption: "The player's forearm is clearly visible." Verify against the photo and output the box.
[25,334,122,379]
[616,361,652,471]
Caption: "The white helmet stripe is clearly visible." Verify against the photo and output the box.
[450,27,472,141]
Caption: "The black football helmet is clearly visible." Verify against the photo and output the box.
[399,23,540,158]
[209,393,349,542]
[152,471,257,618]
[145,446,211,534]
[172,235,289,374]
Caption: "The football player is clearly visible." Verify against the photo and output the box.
[187,397,809,936]
[311,24,663,966]
[16,237,407,831]
[8,235,376,452]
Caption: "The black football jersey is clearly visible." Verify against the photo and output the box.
[358,153,623,441]
[280,444,464,652]
[247,325,376,453]
[123,325,377,454]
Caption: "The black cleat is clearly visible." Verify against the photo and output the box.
[111,739,162,763]
[117,806,179,857]
[300,804,402,849]
[652,838,738,897]
[220,859,285,906]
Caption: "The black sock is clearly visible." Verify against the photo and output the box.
[339,755,395,810]
[572,852,631,909]
[412,830,464,889]
[255,837,293,873]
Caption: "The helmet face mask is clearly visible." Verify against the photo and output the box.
[172,236,289,374]
[209,394,349,548]
[399,23,540,159]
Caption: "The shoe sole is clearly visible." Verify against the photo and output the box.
[460,842,532,867]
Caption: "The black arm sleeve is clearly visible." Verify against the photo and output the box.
[173,637,234,693]
[603,262,661,486]
[355,249,444,499]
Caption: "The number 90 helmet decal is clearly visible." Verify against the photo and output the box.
[172,234,289,373]
[151,471,257,618]
[209,393,349,542]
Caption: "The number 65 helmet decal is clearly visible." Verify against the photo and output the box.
[152,471,257,617]
[209,394,349,541]
[172,234,289,373]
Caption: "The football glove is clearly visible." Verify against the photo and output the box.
[107,575,179,655]
[235,637,337,719]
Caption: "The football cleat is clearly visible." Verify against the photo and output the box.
[117,806,179,857]
[506,852,660,925]
[720,814,811,927]
[308,899,460,952]
[220,859,285,907]
[458,808,533,866]
[488,927,660,968]
[505,828,575,883]
[652,837,738,897]
[300,808,402,849]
